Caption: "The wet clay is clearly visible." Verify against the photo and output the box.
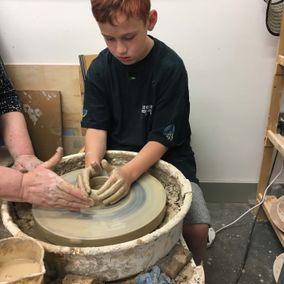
[0,259,41,282]
[10,171,183,242]
[7,152,185,242]
[32,171,167,246]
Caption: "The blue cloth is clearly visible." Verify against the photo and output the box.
[135,266,172,284]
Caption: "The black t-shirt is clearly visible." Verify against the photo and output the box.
[0,57,22,145]
[81,37,199,183]
[0,57,22,115]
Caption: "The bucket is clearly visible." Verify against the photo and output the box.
[0,237,45,284]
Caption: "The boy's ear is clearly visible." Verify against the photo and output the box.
[147,10,157,31]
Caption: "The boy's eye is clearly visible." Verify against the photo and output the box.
[105,37,115,42]
[123,35,135,41]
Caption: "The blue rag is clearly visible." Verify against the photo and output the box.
[135,265,172,284]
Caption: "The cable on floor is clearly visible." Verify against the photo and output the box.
[234,205,259,283]
[209,153,283,283]
[215,157,284,234]
[234,155,283,283]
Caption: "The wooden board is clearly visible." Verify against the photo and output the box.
[63,136,84,156]
[17,90,63,161]
[5,65,83,132]
[5,65,85,155]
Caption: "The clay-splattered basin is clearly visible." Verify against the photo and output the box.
[0,237,45,284]
[1,151,192,281]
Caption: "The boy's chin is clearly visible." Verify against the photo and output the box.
[117,57,135,65]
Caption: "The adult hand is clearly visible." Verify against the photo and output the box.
[12,147,63,172]
[12,154,42,172]
[20,148,93,210]
[95,159,132,205]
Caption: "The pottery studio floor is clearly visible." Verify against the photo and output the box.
[204,201,283,284]
[0,198,283,284]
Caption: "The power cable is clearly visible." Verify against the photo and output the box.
[215,157,284,234]
[234,158,284,283]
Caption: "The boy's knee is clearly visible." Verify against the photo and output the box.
[183,223,209,238]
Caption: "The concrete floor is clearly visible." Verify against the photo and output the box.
[204,202,283,284]
[0,201,283,283]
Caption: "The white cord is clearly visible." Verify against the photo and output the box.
[215,158,284,234]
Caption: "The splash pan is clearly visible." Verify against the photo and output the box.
[1,151,192,281]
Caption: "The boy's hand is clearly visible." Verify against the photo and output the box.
[96,160,132,205]
[77,161,102,195]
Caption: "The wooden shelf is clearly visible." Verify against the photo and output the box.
[278,55,284,66]
[257,12,284,248]
[267,130,284,157]
[262,195,284,247]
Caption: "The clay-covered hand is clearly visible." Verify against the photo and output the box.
[76,161,102,195]
[12,154,43,172]
[12,147,64,172]
[20,148,93,210]
[96,159,132,205]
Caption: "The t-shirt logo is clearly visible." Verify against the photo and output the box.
[141,105,153,116]
[82,108,88,119]
[163,124,175,141]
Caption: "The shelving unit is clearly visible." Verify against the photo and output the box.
[257,14,284,247]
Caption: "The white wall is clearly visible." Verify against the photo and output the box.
[0,0,280,183]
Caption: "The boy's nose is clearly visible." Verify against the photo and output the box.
[116,41,127,55]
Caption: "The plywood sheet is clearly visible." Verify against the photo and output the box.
[5,65,83,131]
[17,90,63,161]
[5,65,85,155]
[63,136,84,155]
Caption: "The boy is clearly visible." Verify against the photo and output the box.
[81,0,210,265]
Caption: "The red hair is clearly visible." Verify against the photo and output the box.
[90,0,151,25]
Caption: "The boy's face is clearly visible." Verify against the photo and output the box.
[98,11,157,65]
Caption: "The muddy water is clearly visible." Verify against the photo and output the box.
[0,258,41,281]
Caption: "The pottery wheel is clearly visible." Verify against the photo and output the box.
[32,169,167,247]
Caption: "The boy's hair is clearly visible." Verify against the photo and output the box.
[90,0,151,25]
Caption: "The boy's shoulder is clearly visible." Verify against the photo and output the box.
[152,37,185,70]
[86,48,110,77]
[88,38,186,74]
[89,48,109,66]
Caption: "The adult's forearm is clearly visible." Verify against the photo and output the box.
[1,112,34,158]
[0,166,23,201]
[84,128,107,166]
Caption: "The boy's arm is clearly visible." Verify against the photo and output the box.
[121,141,167,183]
[84,128,107,166]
